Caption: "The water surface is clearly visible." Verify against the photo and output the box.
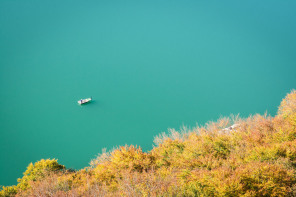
[1,0,296,185]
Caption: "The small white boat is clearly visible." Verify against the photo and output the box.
[78,97,92,105]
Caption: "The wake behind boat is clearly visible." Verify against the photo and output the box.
[78,97,92,105]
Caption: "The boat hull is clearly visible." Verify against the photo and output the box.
[78,98,92,105]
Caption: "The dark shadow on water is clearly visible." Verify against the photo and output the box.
[78,100,97,106]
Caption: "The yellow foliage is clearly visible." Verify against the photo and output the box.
[0,186,17,197]
[110,145,154,172]
[278,89,296,117]
[179,162,295,197]
[151,139,185,168]
[16,159,65,191]
[2,90,296,196]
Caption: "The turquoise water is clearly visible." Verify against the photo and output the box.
[1,0,296,185]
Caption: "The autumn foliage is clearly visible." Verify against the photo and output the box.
[1,90,296,196]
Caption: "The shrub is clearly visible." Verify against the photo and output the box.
[2,90,296,196]
[16,159,65,191]
[0,186,17,197]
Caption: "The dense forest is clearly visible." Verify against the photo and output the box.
[1,90,296,197]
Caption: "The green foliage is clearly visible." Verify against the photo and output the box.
[16,159,65,191]
[179,162,295,197]
[239,162,295,197]
[0,186,17,197]
[151,139,185,167]
[1,90,296,196]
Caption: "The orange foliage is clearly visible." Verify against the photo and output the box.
[1,90,296,196]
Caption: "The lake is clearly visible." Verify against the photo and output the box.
[1,0,296,186]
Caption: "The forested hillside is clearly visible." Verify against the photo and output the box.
[1,90,296,197]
